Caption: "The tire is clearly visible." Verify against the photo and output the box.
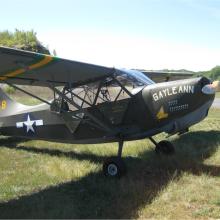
[103,156,126,177]
[155,140,175,155]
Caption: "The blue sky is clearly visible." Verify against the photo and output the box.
[1,0,220,71]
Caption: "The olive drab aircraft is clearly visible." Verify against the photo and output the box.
[0,46,219,177]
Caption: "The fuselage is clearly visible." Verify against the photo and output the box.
[0,77,215,144]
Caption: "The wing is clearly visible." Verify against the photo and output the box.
[0,47,113,86]
[142,70,194,83]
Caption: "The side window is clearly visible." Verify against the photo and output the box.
[52,76,133,112]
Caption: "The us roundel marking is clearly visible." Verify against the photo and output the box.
[16,114,44,133]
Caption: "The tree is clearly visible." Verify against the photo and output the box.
[52,49,57,56]
[0,29,50,54]
[209,66,220,80]
[198,66,220,80]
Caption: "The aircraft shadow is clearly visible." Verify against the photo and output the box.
[0,136,105,163]
[0,130,220,218]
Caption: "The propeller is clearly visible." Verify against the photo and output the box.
[202,80,220,95]
[211,80,220,92]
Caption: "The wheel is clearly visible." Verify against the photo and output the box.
[103,156,126,177]
[155,140,175,155]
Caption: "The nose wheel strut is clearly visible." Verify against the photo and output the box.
[103,140,126,177]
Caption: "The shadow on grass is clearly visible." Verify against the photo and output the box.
[0,136,104,164]
[0,130,220,218]
[0,136,29,145]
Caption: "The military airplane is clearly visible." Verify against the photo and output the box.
[0,46,219,177]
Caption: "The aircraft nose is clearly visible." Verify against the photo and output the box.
[142,76,215,117]
[193,77,216,107]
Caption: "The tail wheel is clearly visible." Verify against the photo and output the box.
[103,156,126,177]
[155,140,175,155]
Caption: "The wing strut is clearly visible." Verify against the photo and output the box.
[5,82,51,105]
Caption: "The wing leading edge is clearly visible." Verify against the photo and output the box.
[0,47,113,87]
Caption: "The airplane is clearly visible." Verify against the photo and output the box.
[0,46,219,178]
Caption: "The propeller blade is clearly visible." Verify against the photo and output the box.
[211,80,220,92]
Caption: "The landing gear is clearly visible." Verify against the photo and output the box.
[102,137,175,177]
[156,140,175,154]
[103,156,126,177]
[103,140,126,177]
[149,137,175,155]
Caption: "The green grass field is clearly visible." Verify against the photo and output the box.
[0,109,219,219]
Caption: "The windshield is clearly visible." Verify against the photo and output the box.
[115,69,155,94]
[117,69,155,86]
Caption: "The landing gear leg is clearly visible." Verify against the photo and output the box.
[149,137,175,155]
[103,140,126,177]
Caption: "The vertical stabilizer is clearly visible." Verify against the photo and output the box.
[0,87,26,116]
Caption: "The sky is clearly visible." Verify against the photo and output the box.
[1,0,220,71]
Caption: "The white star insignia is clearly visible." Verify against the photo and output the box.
[16,114,43,133]
[23,115,35,133]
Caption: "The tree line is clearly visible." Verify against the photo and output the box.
[197,66,220,80]
[0,29,49,54]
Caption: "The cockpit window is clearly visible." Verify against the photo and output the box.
[115,69,155,95]
[118,69,154,85]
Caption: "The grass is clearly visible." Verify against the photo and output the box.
[0,109,219,219]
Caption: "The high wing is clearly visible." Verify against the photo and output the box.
[0,47,113,87]
[141,70,194,83]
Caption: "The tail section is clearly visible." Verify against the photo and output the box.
[0,87,26,117]
[0,87,50,117]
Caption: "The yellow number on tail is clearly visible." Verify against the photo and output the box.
[1,100,7,110]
